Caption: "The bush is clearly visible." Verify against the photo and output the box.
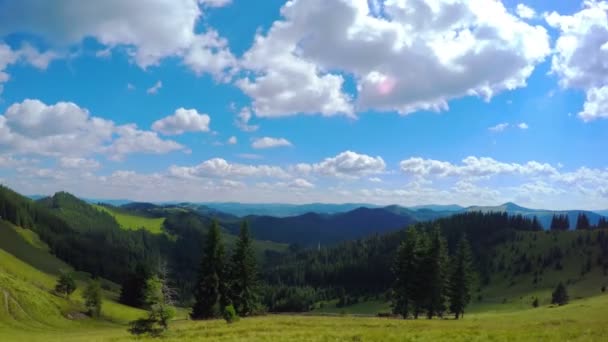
[223,305,239,324]
[532,298,539,308]
[54,271,76,298]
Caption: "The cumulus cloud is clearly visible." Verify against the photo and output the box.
[169,158,290,179]
[0,43,56,93]
[59,157,100,170]
[239,0,550,117]
[152,108,211,135]
[0,0,236,76]
[546,1,608,121]
[309,151,386,178]
[489,123,509,132]
[516,4,536,19]
[400,156,557,178]
[235,107,259,132]
[147,80,162,95]
[517,122,529,130]
[251,137,292,149]
[0,99,184,160]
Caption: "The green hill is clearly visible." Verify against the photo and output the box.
[93,205,165,234]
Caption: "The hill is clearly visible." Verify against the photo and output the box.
[198,202,379,217]
[93,205,165,234]
[466,202,605,229]
[242,207,416,246]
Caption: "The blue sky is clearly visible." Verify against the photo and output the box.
[0,0,607,209]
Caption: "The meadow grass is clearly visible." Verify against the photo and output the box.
[93,205,165,234]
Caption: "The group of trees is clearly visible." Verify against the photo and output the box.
[550,215,571,231]
[552,213,604,231]
[392,228,474,319]
[191,221,260,320]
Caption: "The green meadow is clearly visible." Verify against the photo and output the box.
[94,205,165,234]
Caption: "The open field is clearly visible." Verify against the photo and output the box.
[93,205,165,234]
[1,293,607,341]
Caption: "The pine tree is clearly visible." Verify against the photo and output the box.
[576,213,591,230]
[426,227,449,319]
[551,282,569,306]
[120,263,152,308]
[392,228,418,319]
[411,229,430,319]
[448,235,473,319]
[228,221,260,316]
[191,220,226,319]
[83,280,102,317]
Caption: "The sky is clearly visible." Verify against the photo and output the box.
[0,0,607,210]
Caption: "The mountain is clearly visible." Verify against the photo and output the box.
[466,202,606,229]
[409,204,464,211]
[199,202,379,217]
[237,207,416,246]
[594,210,608,217]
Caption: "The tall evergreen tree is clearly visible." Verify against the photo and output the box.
[448,235,474,319]
[551,282,569,306]
[120,263,152,308]
[425,227,449,319]
[391,228,418,319]
[411,230,430,319]
[228,221,260,316]
[599,217,608,229]
[576,213,591,230]
[191,220,226,319]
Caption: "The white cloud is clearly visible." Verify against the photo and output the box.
[489,123,509,132]
[183,30,237,80]
[251,137,292,149]
[310,151,386,178]
[546,1,608,121]
[517,122,529,130]
[0,43,56,93]
[227,136,237,145]
[169,158,290,179]
[0,0,236,76]
[104,124,184,161]
[0,99,184,160]
[59,157,100,170]
[400,156,557,178]
[147,80,162,95]
[199,0,232,7]
[369,177,383,183]
[127,83,136,91]
[287,178,315,189]
[239,0,550,117]
[152,108,211,135]
[516,4,536,19]
[578,86,608,122]
[235,107,259,132]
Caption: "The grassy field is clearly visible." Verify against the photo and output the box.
[1,293,607,341]
[93,205,165,234]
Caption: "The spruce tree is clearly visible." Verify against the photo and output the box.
[426,227,449,319]
[228,221,260,316]
[551,282,569,306]
[392,228,418,319]
[411,229,430,319]
[191,220,226,319]
[576,213,591,230]
[448,235,473,319]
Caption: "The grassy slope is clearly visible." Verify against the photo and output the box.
[0,219,146,338]
[3,294,608,341]
[93,205,165,234]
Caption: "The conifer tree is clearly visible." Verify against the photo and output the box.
[426,227,449,319]
[228,221,260,316]
[392,228,418,318]
[551,282,569,306]
[191,220,226,319]
[448,235,473,319]
[411,229,430,319]
[576,213,591,230]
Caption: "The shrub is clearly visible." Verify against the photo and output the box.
[54,271,76,298]
[223,305,239,324]
[532,298,539,308]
